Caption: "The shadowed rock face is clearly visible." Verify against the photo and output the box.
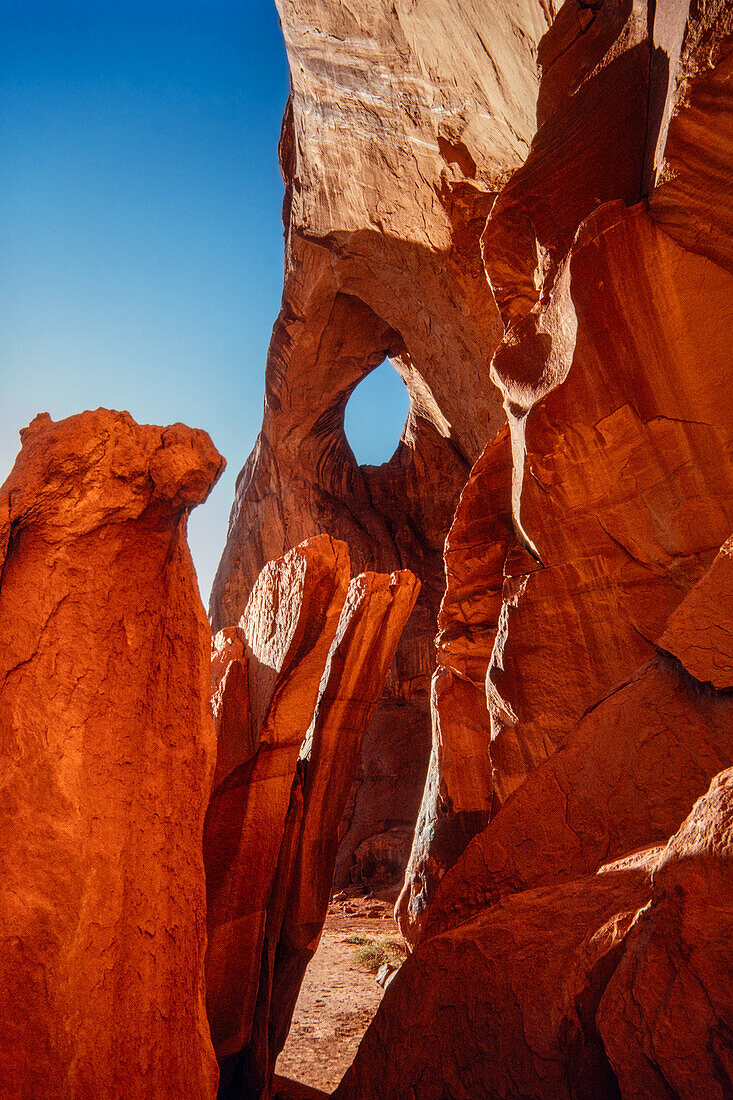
[338,768,733,1100]
[0,409,224,1100]
[206,0,733,1096]
[208,0,558,889]
[397,0,733,944]
[337,848,660,1100]
[204,535,419,1100]
[598,767,733,1099]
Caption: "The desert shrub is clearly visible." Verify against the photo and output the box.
[352,935,406,973]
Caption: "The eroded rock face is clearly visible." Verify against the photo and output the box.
[204,536,418,1098]
[205,535,351,1078]
[422,651,733,941]
[209,0,559,889]
[337,848,660,1100]
[398,0,733,942]
[0,410,223,1099]
[341,765,733,1100]
[598,768,733,1099]
[209,1,732,1093]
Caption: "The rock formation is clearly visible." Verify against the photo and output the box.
[397,0,733,942]
[204,535,418,1098]
[202,1,733,1097]
[598,767,733,1099]
[208,0,562,888]
[337,766,733,1099]
[0,409,223,1099]
[337,847,659,1100]
[6,0,733,1097]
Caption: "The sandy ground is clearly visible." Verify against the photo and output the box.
[274,897,398,1095]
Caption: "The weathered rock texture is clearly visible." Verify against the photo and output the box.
[0,409,223,1099]
[337,847,660,1100]
[598,767,733,1100]
[208,0,733,1095]
[338,767,733,1099]
[398,0,733,943]
[204,535,418,1098]
[209,0,562,887]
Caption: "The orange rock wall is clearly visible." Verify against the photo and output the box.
[0,410,223,1099]
[205,536,418,1099]
[209,0,560,888]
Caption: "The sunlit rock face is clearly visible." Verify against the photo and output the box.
[204,535,418,1099]
[209,0,558,887]
[397,0,733,945]
[203,0,733,1095]
[0,410,223,1100]
[215,0,731,1094]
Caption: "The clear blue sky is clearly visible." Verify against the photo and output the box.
[1,0,409,604]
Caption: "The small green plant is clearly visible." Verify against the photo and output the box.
[352,935,406,973]
[344,933,370,946]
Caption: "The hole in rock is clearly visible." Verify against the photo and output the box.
[344,358,409,466]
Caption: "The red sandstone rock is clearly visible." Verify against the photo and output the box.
[598,768,733,1100]
[422,652,733,941]
[0,409,224,1099]
[208,0,563,890]
[337,848,658,1100]
[253,570,420,1097]
[396,429,514,941]
[659,534,733,689]
[205,539,418,1098]
[399,2,733,940]
[205,535,350,1075]
[485,70,733,806]
[206,3,733,1094]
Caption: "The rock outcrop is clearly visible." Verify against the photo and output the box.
[209,0,563,888]
[337,848,659,1100]
[397,0,733,942]
[4,2,733,1097]
[204,535,418,1098]
[598,768,733,1099]
[338,767,733,1099]
[0,409,223,1099]
[217,1,733,1097]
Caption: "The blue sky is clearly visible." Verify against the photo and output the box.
[1,0,409,604]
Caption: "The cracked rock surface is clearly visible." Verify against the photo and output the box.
[0,409,224,1099]
[204,535,418,1100]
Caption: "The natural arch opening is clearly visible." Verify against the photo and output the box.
[344,358,409,465]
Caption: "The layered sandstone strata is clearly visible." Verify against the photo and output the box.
[204,536,418,1098]
[0,410,223,1099]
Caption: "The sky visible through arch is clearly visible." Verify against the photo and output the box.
[1,0,410,604]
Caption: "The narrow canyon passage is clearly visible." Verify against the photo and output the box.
[275,894,399,1094]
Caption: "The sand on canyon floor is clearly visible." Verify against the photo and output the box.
[274,892,402,1096]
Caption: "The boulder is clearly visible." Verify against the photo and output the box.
[337,848,659,1100]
